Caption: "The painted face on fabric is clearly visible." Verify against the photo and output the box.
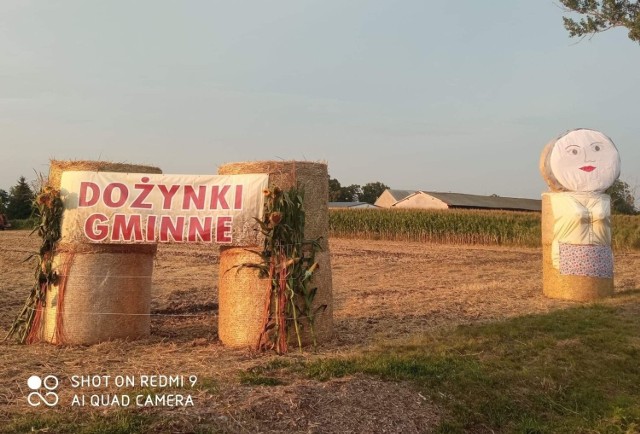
[549,129,620,192]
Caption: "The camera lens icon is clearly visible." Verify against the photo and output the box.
[27,375,59,407]
[27,375,42,390]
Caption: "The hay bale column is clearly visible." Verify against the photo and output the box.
[541,193,614,300]
[217,161,333,348]
[539,129,620,301]
[43,160,162,344]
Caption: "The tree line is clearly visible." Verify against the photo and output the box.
[328,178,389,204]
[0,176,35,220]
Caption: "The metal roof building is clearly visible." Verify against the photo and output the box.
[376,189,541,212]
[328,201,380,209]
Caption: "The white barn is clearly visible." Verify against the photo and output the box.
[376,189,541,212]
[373,190,414,208]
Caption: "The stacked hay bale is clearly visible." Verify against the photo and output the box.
[540,194,614,300]
[217,161,333,348]
[43,160,162,344]
[539,129,619,301]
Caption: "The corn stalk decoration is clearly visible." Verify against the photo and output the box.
[5,183,65,344]
[239,185,323,354]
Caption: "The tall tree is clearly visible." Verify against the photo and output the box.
[560,0,640,43]
[7,176,34,219]
[0,189,9,214]
[328,177,343,202]
[360,182,389,204]
[606,179,637,214]
[338,184,362,202]
[328,176,362,202]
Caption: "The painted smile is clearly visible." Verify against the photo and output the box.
[580,166,596,172]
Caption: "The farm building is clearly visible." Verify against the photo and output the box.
[376,189,541,212]
[328,202,380,209]
[373,189,415,208]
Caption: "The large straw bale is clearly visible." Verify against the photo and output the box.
[217,249,269,347]
[48,159,161,190]
[43,248,155,344]
[217,161,333,348]
[541,194,613,301]
[43,160,161,345]
[539,139,566,192]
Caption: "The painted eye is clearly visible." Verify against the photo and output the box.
[564,145,581,156]
[590,142,603,152]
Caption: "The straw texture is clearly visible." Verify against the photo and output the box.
[48,159,162,191]
[43,160,160,345]
[539,140,566,192]
[541,194,614,301]
[217,249,269,347]
[43,250,154,344]
[217,161,333,348]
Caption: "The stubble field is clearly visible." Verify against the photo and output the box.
[1,230,639,433]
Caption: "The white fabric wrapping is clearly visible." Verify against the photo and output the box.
[549,129,620,192]
[547,192,611,268]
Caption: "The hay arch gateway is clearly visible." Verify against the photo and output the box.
[19,160,333,350]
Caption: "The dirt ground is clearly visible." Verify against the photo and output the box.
[1,230,639,433]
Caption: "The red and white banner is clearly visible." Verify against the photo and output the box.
[59,171,269,245]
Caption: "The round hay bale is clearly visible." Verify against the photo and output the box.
[539,139,566,192]
[48,159,162,191]
[539,129,620,193]
[541,194,614,301]
[217,249,270,347]
[43,160,161,345]
[217,161,333,348]
[43,247,156,344]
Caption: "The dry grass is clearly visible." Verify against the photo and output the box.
[1,230,639,432]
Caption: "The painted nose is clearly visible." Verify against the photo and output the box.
[584,149,595,162]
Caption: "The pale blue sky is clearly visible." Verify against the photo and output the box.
[1,1,639,200]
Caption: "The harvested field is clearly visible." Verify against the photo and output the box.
[1,230,639,432]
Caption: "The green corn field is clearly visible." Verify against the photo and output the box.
[329,209,640,250]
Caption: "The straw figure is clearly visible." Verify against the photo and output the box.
[539,129,621,301]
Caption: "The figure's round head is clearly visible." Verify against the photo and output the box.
[540,128,620,192]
